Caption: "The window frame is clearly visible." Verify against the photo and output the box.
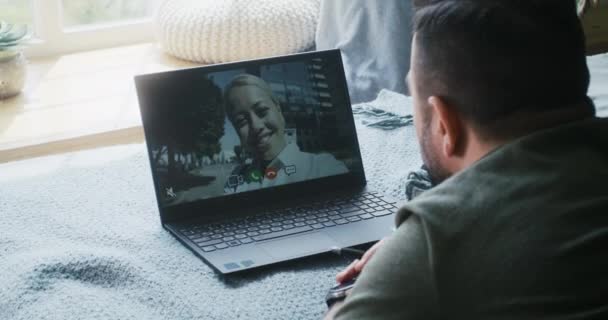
[24,0,159,58]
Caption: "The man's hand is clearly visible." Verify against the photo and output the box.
[326,240,385,320]
[335,239,386,283]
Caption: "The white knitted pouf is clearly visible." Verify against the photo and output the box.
[156,0,321,64]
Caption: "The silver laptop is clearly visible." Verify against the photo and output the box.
[134,50,398,274]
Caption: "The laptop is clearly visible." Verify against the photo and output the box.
[134,49,399,274]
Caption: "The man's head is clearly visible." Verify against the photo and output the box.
[224,74,287,162]
[408,0,594,184]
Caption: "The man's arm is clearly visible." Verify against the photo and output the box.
[335,238,386,284]
[324,214,440,320]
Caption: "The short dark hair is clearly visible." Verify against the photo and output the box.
[412,0,594,139]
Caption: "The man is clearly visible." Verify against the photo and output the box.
[326,0,608,319]
[223,74,347,193]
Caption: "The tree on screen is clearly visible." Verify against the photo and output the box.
[173,76,224,173]
[148,75,225,187]
[234,145,243,163]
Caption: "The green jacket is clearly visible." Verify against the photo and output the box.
[336,117,608,319]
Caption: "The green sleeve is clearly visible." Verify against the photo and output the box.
[333,214,441,320]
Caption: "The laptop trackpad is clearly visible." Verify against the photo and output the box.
[258,232,337,260]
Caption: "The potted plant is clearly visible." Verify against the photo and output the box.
[0,21,29,99]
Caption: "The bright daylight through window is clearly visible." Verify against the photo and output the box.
[0,0,33,26]
[62,0,155,27]
[0,0,158,57]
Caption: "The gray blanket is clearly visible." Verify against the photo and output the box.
[0,91,420,320]
[2,53,607,320]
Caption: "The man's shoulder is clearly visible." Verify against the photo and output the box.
[397,117,608,251]
[394,118,608,300]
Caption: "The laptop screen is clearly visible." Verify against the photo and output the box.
[137,50,364,210]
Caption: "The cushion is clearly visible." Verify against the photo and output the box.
[156,0,321,63]
[315,0,414,103]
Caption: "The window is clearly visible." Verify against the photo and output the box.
[62,0,155,27]
[0,0,160,57]
[0,0,34,25]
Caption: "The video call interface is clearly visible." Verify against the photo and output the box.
[144,55,362,208]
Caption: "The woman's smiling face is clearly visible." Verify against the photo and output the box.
[227,84,287,161]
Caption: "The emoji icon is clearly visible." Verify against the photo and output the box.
[284,165,297,176]
[265,168,278,180]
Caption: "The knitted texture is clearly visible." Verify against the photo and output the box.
[0,90,419,320]
[2,67,607,318]
[156,0,321,63]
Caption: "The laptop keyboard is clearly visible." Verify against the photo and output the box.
[178,192,397,253]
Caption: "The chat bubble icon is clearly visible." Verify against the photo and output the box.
[284,165,297,176]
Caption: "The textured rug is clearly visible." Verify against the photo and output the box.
[0,90,419,320]
[2,52,607,320]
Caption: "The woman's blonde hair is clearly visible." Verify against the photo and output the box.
[223,74,280,118]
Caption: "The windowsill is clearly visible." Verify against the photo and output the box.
[0,43,202,163]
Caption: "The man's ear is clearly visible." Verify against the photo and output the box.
[427,96,464,158]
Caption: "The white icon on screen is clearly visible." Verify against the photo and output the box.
[228,175,244,187]
[284,165,297,176]
[166,187,177,199]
